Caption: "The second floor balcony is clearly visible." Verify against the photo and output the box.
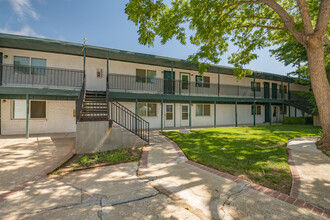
[0,64,84,89]
[108,73,291,100]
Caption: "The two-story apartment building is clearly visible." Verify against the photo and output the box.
[0,33,310,142]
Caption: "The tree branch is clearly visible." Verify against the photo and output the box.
[263,0,306,45]
[236,24,285,30]
[296,0,314,34]
[314,0,330,37]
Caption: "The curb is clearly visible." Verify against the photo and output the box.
[159,133,330,219]
[0,142,75,201]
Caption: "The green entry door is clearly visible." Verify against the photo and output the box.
[265,104,270,122]
[272,83,277,99]
[164,70,175,94]
[264,82,270,99]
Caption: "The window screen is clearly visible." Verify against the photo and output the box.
[31,101,46,118]
[13,100,27,119]
[31,58,46,75]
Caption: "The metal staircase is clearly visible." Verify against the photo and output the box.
[75,73,149,143]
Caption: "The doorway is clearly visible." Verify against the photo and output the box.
[272,83,277,99]
[180,104,189,127]
[264,82,270,99]
[164,70,175,94]
[265,104,270,122]
[165,104,174,127]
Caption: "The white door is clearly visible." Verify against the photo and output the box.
[180,104,189,127]
[272,106,280,123]
[165,104,174,128]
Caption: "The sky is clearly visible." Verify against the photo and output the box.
[0,0,295,75]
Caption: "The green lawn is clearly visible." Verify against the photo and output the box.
[163,125,321,194]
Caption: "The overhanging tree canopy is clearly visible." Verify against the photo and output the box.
[125,0,330,148]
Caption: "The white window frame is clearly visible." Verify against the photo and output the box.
[11,100,47,120]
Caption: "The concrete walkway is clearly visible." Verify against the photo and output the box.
[287,137,330,210]
[137,131,328,219]
[0,132,329,219]
[0,133,75,197]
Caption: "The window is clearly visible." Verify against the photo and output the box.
[251,82,261,91]
[138,103,157,117]
[182,105,188,120]
[14,56,47,75]
[251,105,261,115]
[14,56,30,74]
[166,105,173,120]
[31,101,46,118]
[195,75,210,88]
[283,85,288,94]
[31,58,46,75]
[12,100,46,119]
[181,74,189,90]
[196,104,211,116]
[13,100,27,119]
[136,69,156,84]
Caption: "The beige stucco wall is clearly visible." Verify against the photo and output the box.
[0,48,309,92]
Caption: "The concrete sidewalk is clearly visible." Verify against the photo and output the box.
[137,131,328,219]
[0,133,75,196]
[287,137,330,210]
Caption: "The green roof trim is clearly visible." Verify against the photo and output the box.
[0,33,298,83]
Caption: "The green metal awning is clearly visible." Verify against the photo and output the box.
[0,33,301,83]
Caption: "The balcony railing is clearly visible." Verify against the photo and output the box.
[108,73,290,99]
[0,64,84,89]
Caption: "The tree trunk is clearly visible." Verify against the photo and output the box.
[305,37,330,150]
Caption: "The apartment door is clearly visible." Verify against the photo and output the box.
[164,70,175,94]
[180,104,189,127]
[165,104,174,127]
[180,73,189,94]
[265,104,270,122]
[272,83,277,99]
[264,82,270,99]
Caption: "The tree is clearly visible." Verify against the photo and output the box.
[125,0,330,148]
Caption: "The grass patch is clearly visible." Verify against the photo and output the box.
[163,125,321,194]
[50,147,141,175]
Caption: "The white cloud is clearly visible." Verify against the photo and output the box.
[8,0,39,19]
[0,25,44,38]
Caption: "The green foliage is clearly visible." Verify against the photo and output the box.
[78,148,139,167]
[163,125,321,193]
[125,0,327,76]
[283,117,306,125]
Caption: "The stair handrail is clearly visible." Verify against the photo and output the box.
[109,100,149,143]
[106,71,109,120]
[76,70,86,122]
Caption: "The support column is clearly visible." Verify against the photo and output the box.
[135,99,138,133]
[26,94,29,139]
[171,61,174,94]
[174,103,176,128]
[214,101,216,128]
[218,68,220,96]
[161,100,164,131]
[269,102,272,125]
[235,101,238,127]
[83,47,86,73]
[295,107,297,117]
[282,103,285,121]
[253,101,256,126]
[189,101,192,129]
[253,73,256,98]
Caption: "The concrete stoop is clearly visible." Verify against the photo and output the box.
[76,121,146,154]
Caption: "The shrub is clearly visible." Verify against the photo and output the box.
[305,116,313,125]
[283,117,306,125]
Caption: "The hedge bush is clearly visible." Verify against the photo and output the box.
[305,116,313,125]
[283,117,306,125]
